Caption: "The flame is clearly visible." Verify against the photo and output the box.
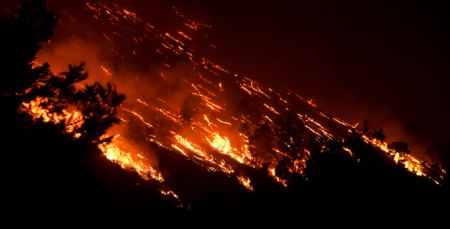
[268,167,288,187]
[342,147,353,157]
[20,98,165,183]
[100,65,112,78]
[207,133,231,155]
[306,99,317,108]
[20,97,83,137]
[172,133,234,174]
[263,103,280,115]
[160,189,181,202]
[237,176,254,191]
[203,115,212,126]
[290,158,307,175]
[99,136,164,182]
[205,133,253,165]
[240,78,270,98]
[361,135,439,181]
[121,107,154,128]
[22,0,446,207]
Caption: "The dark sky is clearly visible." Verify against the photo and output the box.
[171,0,450,162]
[2,0,449,163]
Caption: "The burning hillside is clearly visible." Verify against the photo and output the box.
[3,0,447,214]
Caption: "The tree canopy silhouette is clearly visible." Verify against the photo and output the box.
[0,0,56,96]
[0,0,125,144]
[0,0,447,220]
[75,81,125,143]
[0,1,182,217]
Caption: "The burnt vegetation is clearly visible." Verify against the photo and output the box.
[0,0,448,221]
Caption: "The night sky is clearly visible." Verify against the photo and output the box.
[2,0,449,164]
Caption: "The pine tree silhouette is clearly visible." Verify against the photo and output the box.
[75,81,125,143]
[0,0,56,96]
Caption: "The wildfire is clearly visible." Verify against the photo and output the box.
[172,133,235,174]
[306,99,317,108]
[268,167,288,187]
[121,107,154,128]
[20,97,83,137]
[20,98,165,183]
[290,159,307,175]
[23,0,447,207]
[361,135,438,181]
[240,78,271,98]
[263,103,280,115]
[160,189,181,203]
[237,176,254,191]
[342,147,353,157]
[99,136,164,182]
[205,133,252,164]
[100,65,112,78]
[207,133,231,155]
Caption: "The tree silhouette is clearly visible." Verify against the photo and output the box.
[1,0,447,217]
[249,121,276,165]
[272,113,307,181]
[274,113,305,159]
[389,141,410,153]
[372,128,386,141]
[358,120,387,141]
[1,0,125,144]
[361,119,370,134]
[31,62,125,143]
[75,81,125,143]
[0,1,186,216]
[0,0,56,96]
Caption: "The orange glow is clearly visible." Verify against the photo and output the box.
[172,133,234,174]
[121,107,154,128]
[100,65,112,78]
[153,106,181,123]
[20,98,165,183]
[99,135,164,182]
[240,78,271,98]
[268,167,288,187]
[216,118,232,126]
[160,189,181,204]
[237,176,254,191]
[342,147,353,157]
[263,103,280,115]
[306,99,317,108]
[206,133,251,164]
[203,115,212,126]
[207,133,231,155]
[362,135,435,180]
[290,159,307,175]
[26,0,446,205]
[20,97,83,137]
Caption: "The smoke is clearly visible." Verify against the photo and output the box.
[168,0,450,164]
[6,0,443,194]
[35,0,245,172]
